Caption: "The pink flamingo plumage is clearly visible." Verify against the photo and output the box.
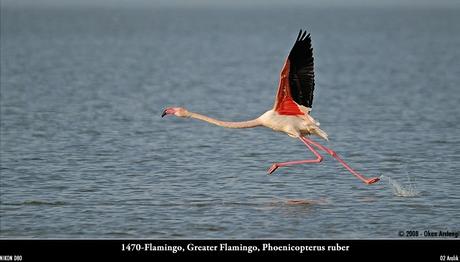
[162,30,380,185]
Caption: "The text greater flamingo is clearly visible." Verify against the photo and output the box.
[162,30,380,185]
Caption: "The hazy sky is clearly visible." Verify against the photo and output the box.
[3,0,460,8]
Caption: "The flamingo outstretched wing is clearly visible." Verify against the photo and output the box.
[274,30,315,115]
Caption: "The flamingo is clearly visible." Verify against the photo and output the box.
[162,30,380,185]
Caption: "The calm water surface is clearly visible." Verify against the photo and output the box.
[1,5,459,238]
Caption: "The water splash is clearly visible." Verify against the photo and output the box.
[380,174,419,197]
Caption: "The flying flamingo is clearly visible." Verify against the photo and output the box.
[162,30,380,185]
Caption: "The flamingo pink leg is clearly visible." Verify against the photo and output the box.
[267,137,323,175]
[301,137,380,185]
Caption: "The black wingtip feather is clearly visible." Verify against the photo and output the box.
[295,29,311,42]
[287,29,315,108]
[301,30,307,41]
[297,29,302,41]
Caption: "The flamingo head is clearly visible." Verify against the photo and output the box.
[161,107,190,118]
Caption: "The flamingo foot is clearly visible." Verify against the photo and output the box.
[267,163,279,175]
[365,177,380,185]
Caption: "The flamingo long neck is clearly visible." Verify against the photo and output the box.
[188,112,261,129]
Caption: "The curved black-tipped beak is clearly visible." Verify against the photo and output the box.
[161,110,167,118]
